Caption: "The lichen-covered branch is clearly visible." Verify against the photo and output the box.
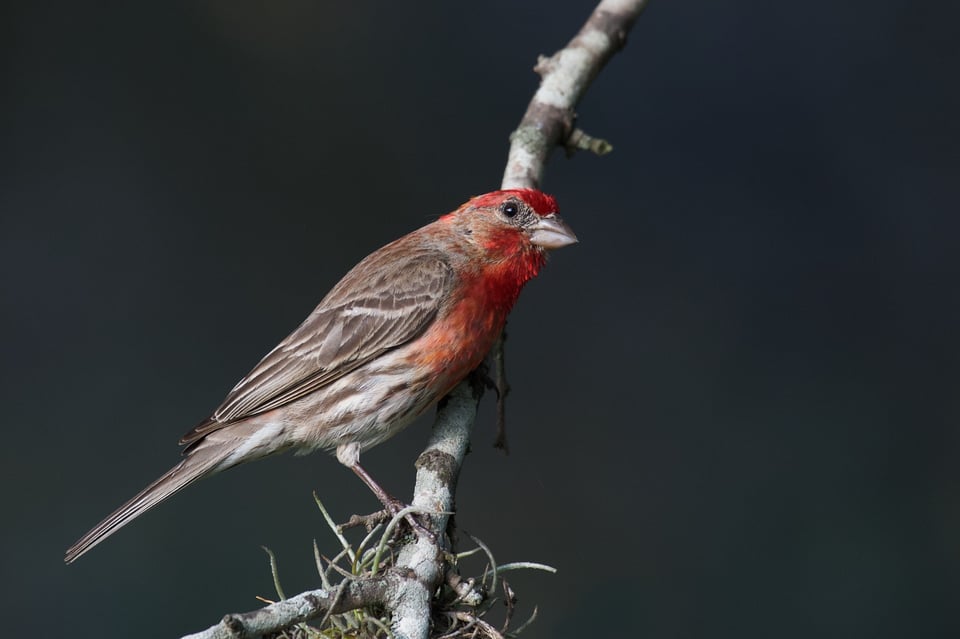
[390,381,481,639]
[181,575,396,639]
[180,1,647,637]
[503,0,649,190]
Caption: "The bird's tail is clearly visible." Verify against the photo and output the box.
[65,446,227,564]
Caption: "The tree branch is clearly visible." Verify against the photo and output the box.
[503,0,649,190]
[181,574,397,639]
[391,381,481,639]
[181,1,647,637]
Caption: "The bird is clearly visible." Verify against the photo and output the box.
[65,188,576,563]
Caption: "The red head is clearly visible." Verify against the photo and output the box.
[441,188,575,251]
[431,188,577,314]
[470,189,560,217]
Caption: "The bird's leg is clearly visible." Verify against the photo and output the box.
[336,442,434,539]
[349,461,404,515]
[348,461,435,540]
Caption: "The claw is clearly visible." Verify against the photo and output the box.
[349,462,435,541]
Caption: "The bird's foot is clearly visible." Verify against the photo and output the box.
[340,500,435,542]
[381,495,436,542]
[347,461,436,541]
[339,510,391,533]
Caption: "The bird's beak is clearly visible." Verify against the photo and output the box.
[529,213,578,249]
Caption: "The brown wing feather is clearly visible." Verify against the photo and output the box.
[182,244,456,445]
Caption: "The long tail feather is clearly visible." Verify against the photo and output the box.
[65,448,225,564]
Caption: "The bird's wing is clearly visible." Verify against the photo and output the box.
[182,247,456,444]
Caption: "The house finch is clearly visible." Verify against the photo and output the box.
[65,188,576,563]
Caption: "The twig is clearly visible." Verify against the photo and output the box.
[181,576,396,639]
[391,382,481,639]
[491,332,511,453]
[503,0,650,190]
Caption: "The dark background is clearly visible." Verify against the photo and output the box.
[4,1,959,637]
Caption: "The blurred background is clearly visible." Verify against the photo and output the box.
[4,0,959,636]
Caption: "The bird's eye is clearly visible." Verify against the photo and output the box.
[501,201,519,218]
